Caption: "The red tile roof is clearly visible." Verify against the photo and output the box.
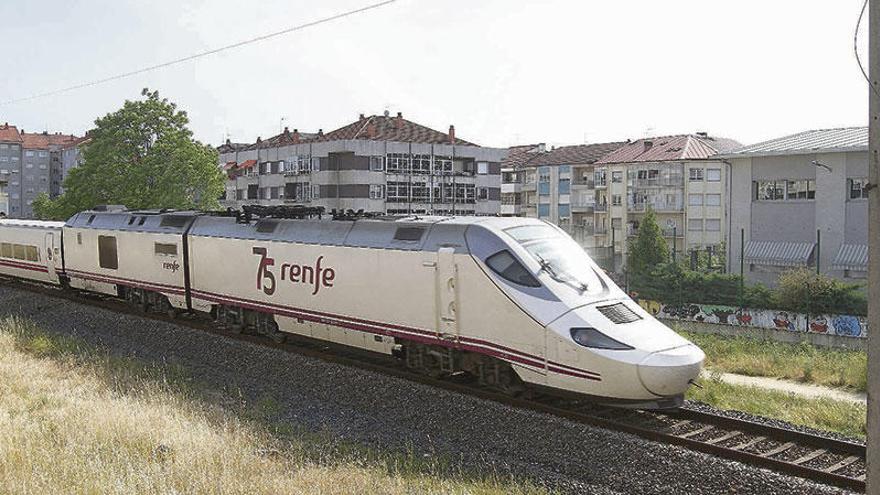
[0,123,22,143]
[21,131,80,149]
[531,141,627,167]
[238,159,257,170]
[244,128,319,151]
[319,113,475,146]
[502,144,545,168]
[223,161,238,171]
[595,134,741,165]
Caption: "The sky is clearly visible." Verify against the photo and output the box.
[0,0,871,149]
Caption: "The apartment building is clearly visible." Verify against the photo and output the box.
[500,143,545,217]
[219,112,506,215]
[720,127,868,286]
[0,123,82,218]
[592,134,740,269]
[501,142,626,247]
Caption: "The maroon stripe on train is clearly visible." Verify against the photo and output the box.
[190,288,601,379]
[191,289,601,381]
[0,259,50,273]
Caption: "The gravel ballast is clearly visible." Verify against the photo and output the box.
[0,284,855,495]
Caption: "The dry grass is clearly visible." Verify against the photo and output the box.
[0,316,545,495]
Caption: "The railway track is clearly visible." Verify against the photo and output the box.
[0,278,867,492]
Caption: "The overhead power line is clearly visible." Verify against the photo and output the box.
[0,0,398,106]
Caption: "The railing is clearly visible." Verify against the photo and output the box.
[594,203,608,212]
[628,175,683,188]
[628,202,683,213]
[572,178,595,187]
[594,179,608,188]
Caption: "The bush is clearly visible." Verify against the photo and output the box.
[629,264,865,316]
[775,268,867,315]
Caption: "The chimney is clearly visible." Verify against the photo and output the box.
[317,129,323,137]
[383,109,390,117]
[256,136,262,144]
[643,140,653,153]
[292,128,300,144]
[448,125,455,144]
[359,113,365,121]
[395,111,403,129]
[225,138,231,145]
[696,131,708,138]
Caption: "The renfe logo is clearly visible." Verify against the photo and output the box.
[253,247,335,296]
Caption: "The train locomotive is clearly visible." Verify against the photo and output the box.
[0,207,704,409]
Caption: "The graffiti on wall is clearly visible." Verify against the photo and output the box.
[637,300,868,338]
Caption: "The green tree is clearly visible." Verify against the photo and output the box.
[34,89,223,220]
[626,208,669,277]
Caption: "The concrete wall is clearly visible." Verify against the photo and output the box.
[664,319,865,351]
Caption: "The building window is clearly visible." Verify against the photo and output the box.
[754,180,785,201]
[25,163,33,169]
[538,203,550,217]
[707,168,721,182]
[705,193,721,206]
[705,219,721,231]
[478,187,489,200]
[611,171,623,183]
[688,194,703,206]
[611,194,622,206]
[0,157,6,162]
[477,162,489,175]
[689,168,704,181]
[688,219,703,231]
[235,189,244,200]
[559,165,571,174]
[370,156,384,171]
[369,184,385,200]
[25,151,34,157]
[558,178,570,195]
[538,167,550,195]
[785,179,815,200]
[386,153,411,173]
[849,178,869,199]
[270,187,280,199]
[312,184,321,199]
[39,151,48,158]
[558,203,570,218]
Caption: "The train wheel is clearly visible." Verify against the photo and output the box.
[268,321,286,344]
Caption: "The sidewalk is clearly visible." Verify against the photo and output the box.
[704,371,867,405]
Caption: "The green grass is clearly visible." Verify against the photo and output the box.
[0,316,548,495]
[687,372,867,439]
[679,330,867,392]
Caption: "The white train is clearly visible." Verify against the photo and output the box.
[0,208,704,408]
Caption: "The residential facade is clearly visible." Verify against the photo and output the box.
[219,113,506,215]
[720,127,868,286]
[592,134,740,269]
[0,123,82,218]
[501,142,625,248]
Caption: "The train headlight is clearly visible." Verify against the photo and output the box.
[569,327,634,350]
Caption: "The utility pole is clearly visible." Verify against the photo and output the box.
[867,0,880,491]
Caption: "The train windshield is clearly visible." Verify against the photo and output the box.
[505,224,604,293]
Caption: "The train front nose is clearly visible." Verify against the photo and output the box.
[637,344,705,397]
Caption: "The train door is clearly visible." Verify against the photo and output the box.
[44,232,56,279]
[434,247,459,342]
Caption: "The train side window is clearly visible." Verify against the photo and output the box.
[485,250,540,288]
[87,215,96,225]
[160,215,189,228]
[255,220,278,233]
[138,217,146,226]
[12,244,26,260]
[98,236,118,270]
[154,243,177,256]
[0,243,11,258]
[25,246,39,262]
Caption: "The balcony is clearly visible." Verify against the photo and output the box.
[628,202,683,213]
[500,204,523,216]
[627,227,684,238]
[627,175,684,188]
[570,201,596,213]
[572,178,595,188]
[501,182,522,194]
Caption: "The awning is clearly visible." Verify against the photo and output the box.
[238,159,257,170]
[744,240,815,267]
[222,161,238,171]
[832,244,868,271]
